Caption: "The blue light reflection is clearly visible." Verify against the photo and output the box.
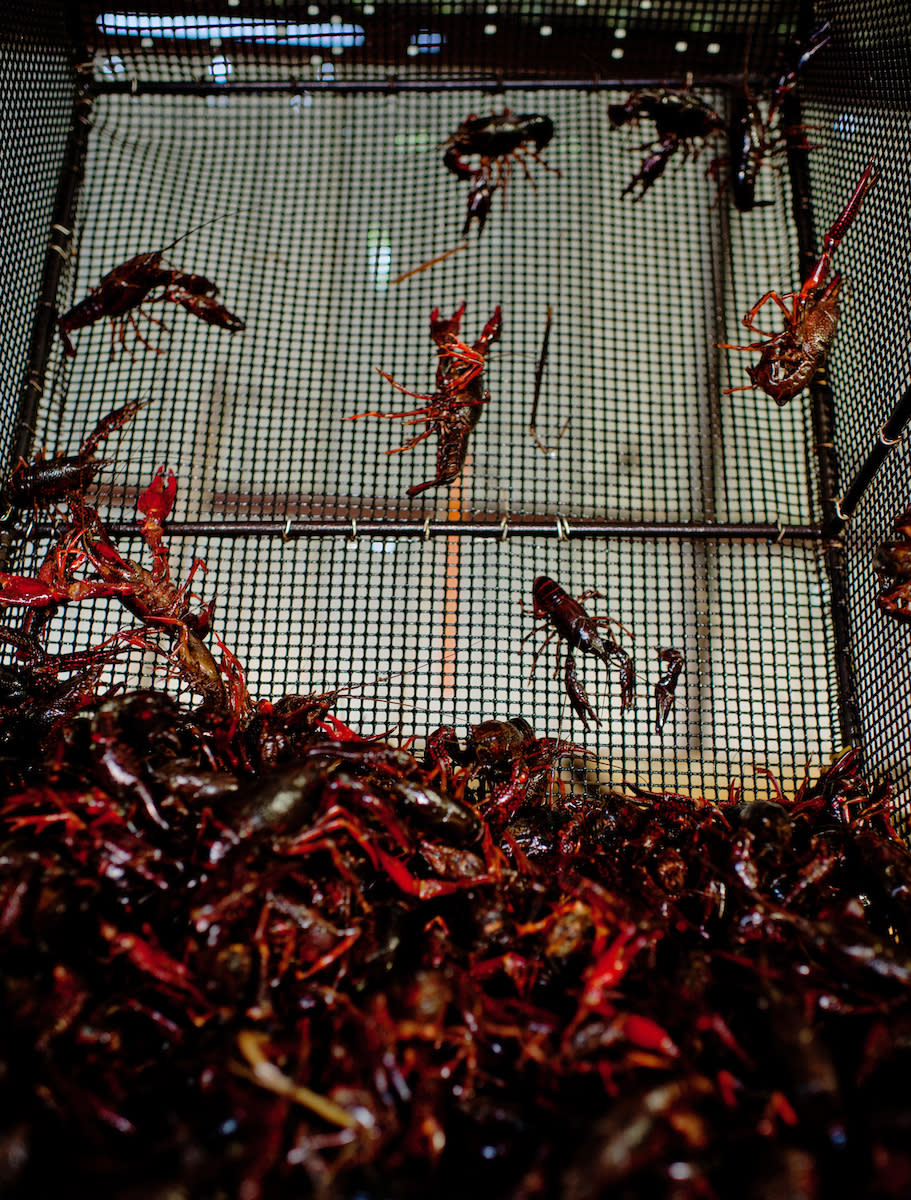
[96,13,366,49]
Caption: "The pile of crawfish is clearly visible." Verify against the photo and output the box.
[3,530,911,1199]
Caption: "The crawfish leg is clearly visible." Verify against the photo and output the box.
[386,427,435,456]
[740,290,795,337]
[115,310,167,358]
[523,627,557,680]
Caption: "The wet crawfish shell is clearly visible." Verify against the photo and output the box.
[227,763,325,839]
[388,778,483,846]
[733,799,792,859]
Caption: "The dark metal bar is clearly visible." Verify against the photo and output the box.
[781,90,859,747]
[24,517,823,541]
[0,88,91,569]
[825,384,911,538]
[91,75,761,97]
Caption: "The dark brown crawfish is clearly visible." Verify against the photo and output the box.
[466,716,592,826]
[722,160,878,404]
[58,216,244,358]
[348,303,502,497]
[654,648,683,733]
[443,110,557,236]
[608,88,724,200]
[523,576,635,728]
[3,399,144,514]
[610,24,830,209]
[724,22,831,212]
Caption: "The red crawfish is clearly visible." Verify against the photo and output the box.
[348,303,502,497]
[70,473,234,709]
[722,160,878,404]
[464,716,594,827]
[2,399,145,515]
[654,648,683,734]
[58,216,244,358]
[523,576,635,729]
[443,110,558,236]
[874,509,911,622]
[608,88,725,200]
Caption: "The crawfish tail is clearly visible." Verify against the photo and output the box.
[406,422,473,496]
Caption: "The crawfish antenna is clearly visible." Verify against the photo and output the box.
[158,210,241,255]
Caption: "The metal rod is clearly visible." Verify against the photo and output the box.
[825,384,911,538]
[0,88,91,569]
[22,518,823,541]
[90,75,762,98]
[781,90,859,747]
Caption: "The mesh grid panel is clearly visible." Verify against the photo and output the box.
[5,1,911,819]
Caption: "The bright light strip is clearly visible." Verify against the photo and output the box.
[409,30,444,53]
[96,13,366,48]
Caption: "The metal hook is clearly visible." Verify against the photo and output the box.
[348,518,358,542]
[878,423,904,447]
[555,514,570,541]
[423,516,431,541]
[500,516,510,541]
[281,518,293,543]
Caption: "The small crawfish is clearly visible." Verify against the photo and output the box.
[443,110,558,236]
[608,88,724,200]
[348,304,502,497]
[722,160,878,404]
[523,576,636,729]
[654,648,683,733]
[3,399,145,514]
[58,215,244,358]
[723,22,831,212]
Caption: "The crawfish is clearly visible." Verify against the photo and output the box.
[58,216,244,358]
[69,473,233,711]
[654,648,683,733]
[349,304,502,497]
[443,110,558,236]
[3,399,145,515]
[608,87,725,199]
[467,715,592,825]
[723,22,831,211]
[523,576,635,729]
[722,160,878,404]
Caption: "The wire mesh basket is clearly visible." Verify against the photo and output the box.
[2,0,911,813]
[7,3,911,1196]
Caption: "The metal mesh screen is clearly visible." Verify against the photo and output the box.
[4,1,911,816]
